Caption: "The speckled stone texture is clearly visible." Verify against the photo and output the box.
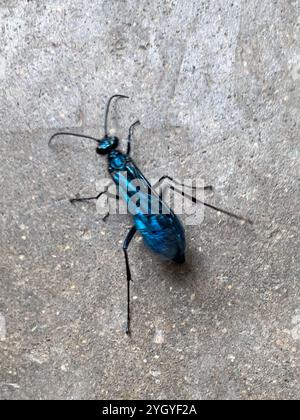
[0,0,299,400]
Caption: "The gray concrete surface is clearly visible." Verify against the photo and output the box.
[0,0,299,400]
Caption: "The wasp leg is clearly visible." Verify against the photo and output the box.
[167,185,253,224]
[70,187,121,223]
[126,120,140,156]
[123,226,137,336]
[70,189,108,204]
[153,175,213,192]
[156,176,212,214]
[69,185,120,203]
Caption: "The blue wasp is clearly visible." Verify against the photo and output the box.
[49,94,252,335]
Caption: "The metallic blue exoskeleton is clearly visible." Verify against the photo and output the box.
[108,150,186,264]
[49,94,252,335]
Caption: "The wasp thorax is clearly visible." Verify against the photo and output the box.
[97,136,119,155]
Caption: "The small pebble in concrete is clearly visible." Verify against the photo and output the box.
[154,329,164,344]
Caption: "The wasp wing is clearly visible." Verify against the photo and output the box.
[111,159,186,262]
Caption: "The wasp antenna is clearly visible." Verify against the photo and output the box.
[104,94,129,137]
[48,132,101,146]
